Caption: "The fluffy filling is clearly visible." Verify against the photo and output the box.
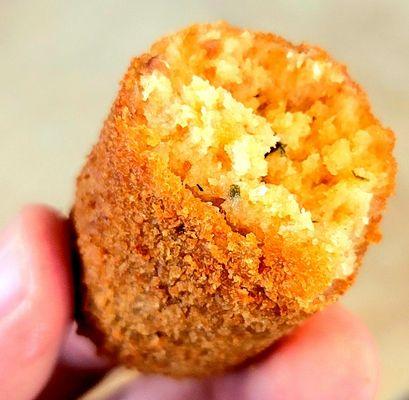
[136,25,391,278]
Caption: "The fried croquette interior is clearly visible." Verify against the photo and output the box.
[134,24,393,281]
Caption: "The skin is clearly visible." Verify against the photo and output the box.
[0,205,379,400]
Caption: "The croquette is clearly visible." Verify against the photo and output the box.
[72,22,396,377]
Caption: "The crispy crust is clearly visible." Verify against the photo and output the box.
[72,22,396,377]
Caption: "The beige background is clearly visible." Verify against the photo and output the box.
[1,1,408,399]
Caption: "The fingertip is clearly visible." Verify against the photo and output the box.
[212,305,379,400]
[245,305,379,400]
[0,205,73,399]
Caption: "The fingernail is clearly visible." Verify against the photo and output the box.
[0,219,27,319]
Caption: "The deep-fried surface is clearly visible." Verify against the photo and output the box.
[72,22,395,377]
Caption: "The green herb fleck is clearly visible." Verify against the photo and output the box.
[229,184,241,199]
[264,142,287,158]
[352,171,369,181]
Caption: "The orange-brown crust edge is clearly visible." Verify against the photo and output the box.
[72,23,396,377]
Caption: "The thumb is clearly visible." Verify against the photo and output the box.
[0,205,73,400]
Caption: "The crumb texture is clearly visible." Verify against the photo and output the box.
[73,22,395,376]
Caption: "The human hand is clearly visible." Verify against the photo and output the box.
[0,205,379,400]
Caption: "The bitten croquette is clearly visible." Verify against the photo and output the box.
[72,22,396,377]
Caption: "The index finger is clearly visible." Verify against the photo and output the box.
[0,205,72,400]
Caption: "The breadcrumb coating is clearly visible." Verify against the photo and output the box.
[72,22,396,377]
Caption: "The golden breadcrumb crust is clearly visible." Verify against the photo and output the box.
[72,22,395,377]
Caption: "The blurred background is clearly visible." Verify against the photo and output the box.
[1,1,407,399]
